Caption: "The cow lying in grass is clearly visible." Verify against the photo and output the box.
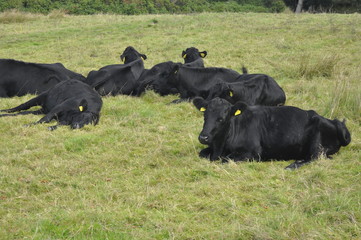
[137,61,242,99]
[193,97,351,169]
[0,79,102,130]
[86,46,147,96]
[206,74,286,106]
[136,47,208,96]
[0,59,86,98]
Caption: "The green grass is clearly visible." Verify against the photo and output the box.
[0,12,360,239]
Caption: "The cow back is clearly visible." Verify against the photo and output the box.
[0,59,85,97]
[43,80,102,113]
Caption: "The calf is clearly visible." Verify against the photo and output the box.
[0,79,102,130]
[0,59,86,98]
[182,47,207,67]
[206,74,286,106]
[193,97,351,169]
[86,46,147,96]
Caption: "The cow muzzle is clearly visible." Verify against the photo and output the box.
[199,135,210,144]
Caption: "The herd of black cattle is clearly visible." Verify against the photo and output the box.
[0,46,351,169]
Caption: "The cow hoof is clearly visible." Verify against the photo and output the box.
[284,162,298,170]
[169,99,183,104]
[71,123,83,129]
[48,125,58,131]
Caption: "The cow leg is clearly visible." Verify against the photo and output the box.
[1,94,46,113]
[36,107,62,124]
[48,125,59,131]
[230,145,263,162]
[199,147,212,159]
[210,149,224,161]
[0,109,44,119]
[231,152,258,162]
[285,160,312,170]
[35,98,78,125]
[169,98,190,104]
[285,133,322,170]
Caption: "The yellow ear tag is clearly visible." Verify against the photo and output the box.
[200,107,206,112]
[229,91,233,97]
[234,109,241,116]
[182,54,187,59]
[141,56,145,60]
[200,53,206,58]
[79,106,84,112]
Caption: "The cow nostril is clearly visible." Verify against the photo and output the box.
[199,135,209,143]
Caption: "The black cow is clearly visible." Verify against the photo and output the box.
[0,59,86,98]
[137,62,242,99]
[193,97,351,169]
[86,46,147,96]
[0,79,102,130]
[206,74,286,106]
[136,48,207,96]
[168,64,243,102]
[182,47,207,67]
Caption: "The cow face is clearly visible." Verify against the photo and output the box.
[182,47,207,63]
[138,62,179,96]
[335,119,351,147]
[317,118,351,155]
[57,99,99,129]
[206,82,234,103]
[193,97,243,145]
[120,46,147,64]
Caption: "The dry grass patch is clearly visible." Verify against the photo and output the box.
[0,9,41,24]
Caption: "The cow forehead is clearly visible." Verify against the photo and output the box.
[123,46,139,55]
[185,47,199,53]
[207,98,232,112]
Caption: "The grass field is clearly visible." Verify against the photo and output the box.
[0,11,360,239]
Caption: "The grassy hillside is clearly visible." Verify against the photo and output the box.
[0,12,360,239]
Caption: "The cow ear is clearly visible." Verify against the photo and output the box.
[230,101,247,116]
[78,99,88,112]
[199,51,207,58]
[193,97,208,112]
[120,55,125,63]
[141,54,147,60]
[182,50,186,59]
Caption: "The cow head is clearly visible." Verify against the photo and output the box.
[206,82,234,103]
[56,99,100,129]
[120,46,147,64]
[137,61,180,96]
[335,119,351,146]
[182,47,207,64]
[193,97,246,145]
[312,116,351,157]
